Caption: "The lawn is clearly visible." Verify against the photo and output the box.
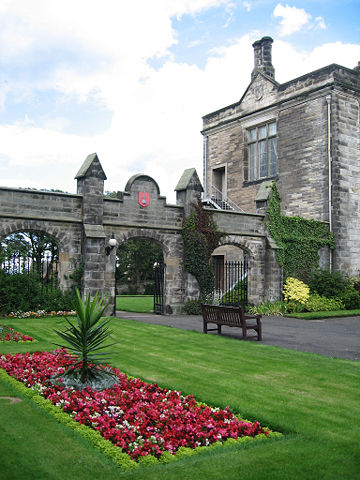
[116,295,153,313]
[0,315,359,480]
[287,309,360,319]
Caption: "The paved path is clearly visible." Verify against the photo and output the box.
[115,311,360,361]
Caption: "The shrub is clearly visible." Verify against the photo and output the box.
[339,288,360,310]
[283,277,310,305]
[183,299,202,315]
[220,279,247,306]
[304,294,345,312]
[0,271,42,313]
[0,270,76,314]
[285,301,304,313]
[247,301,287,316]
[307,269,349,298]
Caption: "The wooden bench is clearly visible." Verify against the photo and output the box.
[201,304,262,341]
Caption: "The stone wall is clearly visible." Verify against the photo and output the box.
[0,154,283,313]
[332,90,360,274]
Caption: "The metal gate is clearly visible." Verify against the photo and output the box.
[153,260,165,314]
[213,260,248,307]
[1,252,59,290]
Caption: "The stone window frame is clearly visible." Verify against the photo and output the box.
[246,120,277,182]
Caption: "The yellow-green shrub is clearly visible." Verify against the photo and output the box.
[283,277,310,305]
[304,294,345,312]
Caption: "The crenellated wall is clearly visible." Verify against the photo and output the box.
[0,154,282,314]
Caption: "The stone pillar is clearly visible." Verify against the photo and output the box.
[264,237,283,301]
[175,168,203,304]
[75,154,114,314]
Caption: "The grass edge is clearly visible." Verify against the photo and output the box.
[0,366,282,469]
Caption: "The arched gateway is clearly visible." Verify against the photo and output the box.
[0,154,282,314]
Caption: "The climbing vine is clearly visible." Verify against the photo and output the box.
[267,182,334,280]
[182,196,225,299]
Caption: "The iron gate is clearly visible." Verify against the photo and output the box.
[1,252,59,290]
[213,260,248,307]
[153,260,165,314]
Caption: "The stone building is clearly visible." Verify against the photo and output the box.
[202,36,360,276]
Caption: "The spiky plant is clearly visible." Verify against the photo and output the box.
[54,289,116,385]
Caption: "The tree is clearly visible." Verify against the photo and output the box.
[116,239,163,293]
[1,231,58,277]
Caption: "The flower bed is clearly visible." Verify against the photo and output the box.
[0,325,34,342]
[4,310,76,319]
[0,349,269,461]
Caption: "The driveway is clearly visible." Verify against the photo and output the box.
[115,311,360,361]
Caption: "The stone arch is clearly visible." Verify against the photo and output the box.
[124,174,161,195]
[216,234,267,305]
[0,155,283,314]
[115,228,171,257]
[111,227,185,313]
[218,234,263,258]
[1,219,69,251]
[0,218,82,291]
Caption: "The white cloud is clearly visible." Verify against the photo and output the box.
[315,16,326,30]
[273,39,360,82]
[273,3,311,37]
[243,2,251,12]
[0,1,359,204]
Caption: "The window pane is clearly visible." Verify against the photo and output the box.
[258,125,266,139]
[259,140,267,177]
[269,122,276,136]
[249,143,256,180]
[248,128,256,142]
[269,138,277,176]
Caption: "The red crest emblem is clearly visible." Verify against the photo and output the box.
[138,192,150,207]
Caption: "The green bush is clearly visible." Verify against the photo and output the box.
[304,294,345,312]
[0,270,76,314]
[339,288,360,310]
[285,301,304,313]
[247,301,287,316]
[183,299,202,315]
[38,288,76,311]
[0,271,42,313]
[307,270,349,298]
[220,279,247,306]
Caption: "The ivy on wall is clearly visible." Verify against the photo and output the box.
[182,196,225,299]
[267,182,334,280]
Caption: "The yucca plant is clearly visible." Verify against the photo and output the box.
[54,289,116,385]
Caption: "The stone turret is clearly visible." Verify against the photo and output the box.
[175,168,203,217]
[251,36,275,80]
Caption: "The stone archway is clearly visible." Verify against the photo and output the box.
[0,218,82,291]
[110,228,184,314]
[216,234,274,305]
[0,153,283,314]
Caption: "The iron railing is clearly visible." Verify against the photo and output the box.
[213,260,248,307]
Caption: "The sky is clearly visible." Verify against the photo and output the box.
[0,0,359,203]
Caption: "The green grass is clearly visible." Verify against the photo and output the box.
[287,309,360,319]
[0,315,359,479]
[116,295,153,313]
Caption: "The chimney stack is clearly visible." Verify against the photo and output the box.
[251,36,275,80]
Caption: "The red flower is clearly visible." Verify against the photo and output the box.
[0,350,269,460]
